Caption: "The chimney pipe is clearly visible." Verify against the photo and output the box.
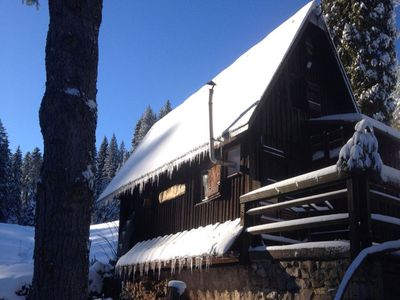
[207,81,235,167]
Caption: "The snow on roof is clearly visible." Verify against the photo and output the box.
[310,113,400,141]
[99,1,317,201]
[116,218,243,276]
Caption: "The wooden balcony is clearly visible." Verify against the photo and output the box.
[240,165,400,258]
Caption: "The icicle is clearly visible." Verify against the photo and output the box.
[139,263,144,277]
[144,262,149,276]
[199,256,203,272]
[157,260,162,280]
[188,257,193,272]
[117,266,122,278]
[150,261,156,274]
[122,266,127,279]
[178,257,185,274]
[133,264,137,279]
[205,255,211,271]
[128,265,133,278]
[171,258,176,275]
[195,256,203,271]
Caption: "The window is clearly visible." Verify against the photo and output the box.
[200,165,221,201]
[307,81,322,117]
[158,184,186,204]
[226,145,241,176]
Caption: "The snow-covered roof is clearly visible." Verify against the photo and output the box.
[99,1,317,201]
[116,218,243,276]
[310,113,400,141]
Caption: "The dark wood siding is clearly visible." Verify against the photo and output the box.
[117,21,400,257]
[117,146,248,250]
[248,21,357,186]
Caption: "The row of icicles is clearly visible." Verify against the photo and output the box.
[117,255,213,280]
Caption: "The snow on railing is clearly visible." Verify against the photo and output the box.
[334,240,400,300]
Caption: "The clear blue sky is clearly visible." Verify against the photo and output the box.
[1,1,398,154]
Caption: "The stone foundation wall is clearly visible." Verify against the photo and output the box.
[120,253,399,299]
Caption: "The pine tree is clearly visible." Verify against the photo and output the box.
[20,148,42,226]
[20,152,32,208]
[322,0,397,124]
[103,134,119,181]
[158,99,172,119]
[392,65,400,130]
[118,141,128,166]
[8,147,23,224]
[0,119,11,222]
[131,106,157,152]
[131,117,142,152]
[95,136,108,197]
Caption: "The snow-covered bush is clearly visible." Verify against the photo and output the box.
[337,119,382,175]
[89,260,114,298]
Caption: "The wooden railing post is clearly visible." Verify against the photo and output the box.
[240,202,251,264]
[347,175,372,258]
[347,177,360,258]
[358,175,372,249]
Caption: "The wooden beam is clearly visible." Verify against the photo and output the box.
[246,189,347,215]
[240,165,344,204]
[246,213,349,235]
[347,177,360,258]
[370,190,400,207]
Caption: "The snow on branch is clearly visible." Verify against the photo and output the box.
[336,119,382,175]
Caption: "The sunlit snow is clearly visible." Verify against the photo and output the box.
[0,221,118,300]
[99,1,317,201]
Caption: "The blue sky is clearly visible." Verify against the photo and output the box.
[0,1,398,153]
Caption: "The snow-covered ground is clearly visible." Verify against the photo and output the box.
[0,221,119,300]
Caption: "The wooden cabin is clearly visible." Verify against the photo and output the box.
[99,2,400,297]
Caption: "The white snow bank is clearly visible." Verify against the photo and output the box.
[334,240,400,300]
[99,1,317,201]
[116,218,243,277]
[89,221,119,264]
[0,223,34,300]
[0,221,119,300]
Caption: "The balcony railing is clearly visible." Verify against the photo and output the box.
[240,165,400,258]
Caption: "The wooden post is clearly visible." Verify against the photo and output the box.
[347,177,360,258]
[239,202,251,264]
[347,175,372,258]
[358,175,372,249]
[323,131,329,163]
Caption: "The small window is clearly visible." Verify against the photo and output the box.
[307,81,322,117]
[158,184,186,204]
[200,165,221,201]
[143,198,152,208]
[226,145,241,176]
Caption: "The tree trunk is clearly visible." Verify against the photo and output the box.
[30,0,102,299]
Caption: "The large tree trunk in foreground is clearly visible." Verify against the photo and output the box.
[30,0,102,299]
